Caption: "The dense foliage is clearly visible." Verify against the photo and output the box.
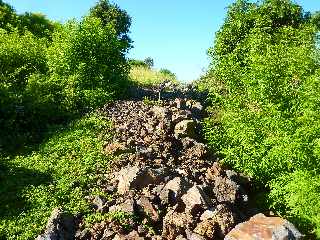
[0,0,55,38]
[204,0,320,237]
[0,0,131,149]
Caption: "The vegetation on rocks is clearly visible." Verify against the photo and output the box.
[202,0,320,237]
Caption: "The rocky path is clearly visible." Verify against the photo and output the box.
[37,85,303,240]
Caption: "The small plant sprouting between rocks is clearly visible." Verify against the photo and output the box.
[142,96,163,106]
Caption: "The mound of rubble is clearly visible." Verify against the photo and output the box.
[37,88,303,240]
[75,98,249,239]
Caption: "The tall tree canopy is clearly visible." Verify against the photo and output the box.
[90,0,131,45]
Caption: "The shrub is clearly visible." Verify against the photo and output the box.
[129,59,149,68]
[269,170,320,236]
[0,0,17,31]
[0,30,47,91]
[159,68,176,78]
[204,0,320,236]
[129,66,177,87]
[46,16,130,112]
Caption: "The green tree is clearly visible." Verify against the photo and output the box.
[144,57,154,68]
[18,12,56,39]
[46,16,130,112]
[0,0,17,30]
[89,0,131,46]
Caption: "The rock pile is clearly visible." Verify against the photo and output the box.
[100,98,209,176]
[76,97,253,239]
[82,163,250,240]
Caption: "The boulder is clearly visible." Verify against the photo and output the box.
[192,101,203,112]
[225,213,303,240]
[212,204,237,237]
[174,98,186,109]
[174,120,197,139]
[137,196,159,222]
[193,220,217,239]
[171,110,192,124]
[102,228,115,239]
[213,176,239,204]
[181,185,211,214]
[185,142,207,159]
[36,208,75,240]
[152,106,168,118]
[92,195,108,213]
[126,230,144,240]
[75,228,90,240]
[159,177,191,205]
[185,230,206,240]
[104,142,127,155]
[206,162,225,180]
[176,235,188,240]
[200,210,215,221]
[117,166,166,194]
[162,210,194,240]
[109,199,136,215]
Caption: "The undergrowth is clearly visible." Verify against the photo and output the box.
[0,114,112,239]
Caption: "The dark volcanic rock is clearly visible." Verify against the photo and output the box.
[36,208,75,240]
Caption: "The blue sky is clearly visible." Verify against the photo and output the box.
[6,0,320,82]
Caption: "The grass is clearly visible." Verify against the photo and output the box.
[129,66,177,87]
[0,113,113,239]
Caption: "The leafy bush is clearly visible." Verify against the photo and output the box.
[46,16,130,112]
[0,30,47,91]
[0,114,112,239]
[269,170,320,236]
[204,0,320,237]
